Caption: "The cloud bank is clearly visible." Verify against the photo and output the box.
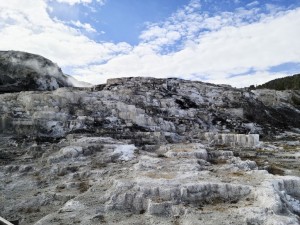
[52,0,105,6]
[0,0,131,67]
[0,0,299,87]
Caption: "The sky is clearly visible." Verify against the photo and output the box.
[0,0,300,87]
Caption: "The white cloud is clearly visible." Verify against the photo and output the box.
[247,1,259,8]
[52,0,105,6]
[53,0,92,5]
[96,0,106,5]
[70,20,96,32]
[0,0,131,67]
[73,2,300,87]
[0,0,299,88]
[138,1,265,53]
[139,1,204,51]
[206,71,289,88]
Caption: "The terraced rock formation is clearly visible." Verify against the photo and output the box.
[1,51,300,225]
[1,137,300,225]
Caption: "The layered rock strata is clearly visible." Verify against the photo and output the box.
[1,77,300,147]
[205,133,260,147]
[1,52,300,225]
[1,138,300,225]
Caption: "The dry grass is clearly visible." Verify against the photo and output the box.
[230,171,244,177]
[57,166,79,176]
[152,196,164,203]
[256,148,276,156]
[19,207,41,213]
[282,145,299,152]
[56,184,66,192]
[145,172,176,180]
[171,148,193,153]
[78,180,90,193]
[209,158,227,165]
[267,164,285,176]
[91,158,108,169]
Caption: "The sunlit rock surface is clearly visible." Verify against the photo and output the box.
[1,76,300,146]
[205,133,260,147]
[1,139,300,225]
[0,51,76,93]
[1,53,300,225]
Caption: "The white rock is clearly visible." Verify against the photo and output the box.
[60,146,83,158]
[113,144,136,161]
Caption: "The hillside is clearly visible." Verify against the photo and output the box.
[1,52,300,225]
[256,74,300,90]
[0,51,75,93]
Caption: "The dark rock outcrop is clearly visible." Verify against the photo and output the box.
[0,51,72,93]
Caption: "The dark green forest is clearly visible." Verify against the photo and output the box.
[255,74,300,90]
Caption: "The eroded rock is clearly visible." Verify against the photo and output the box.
[0,51,73,93]
[1,61,300,225]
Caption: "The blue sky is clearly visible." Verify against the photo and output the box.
[48,0,189,44]
[0,0,300,87]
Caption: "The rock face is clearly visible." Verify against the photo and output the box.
[1,137,300,225]
[1,76,300,148]
[205,133,260,147]
[0,51,73,93]
[1,54,300,225]
[252,89,300,108]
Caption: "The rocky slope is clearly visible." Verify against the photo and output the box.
[0,51,74,93]
[1,52,300,225]
[1,76,300,147]
[1,135,300,225]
